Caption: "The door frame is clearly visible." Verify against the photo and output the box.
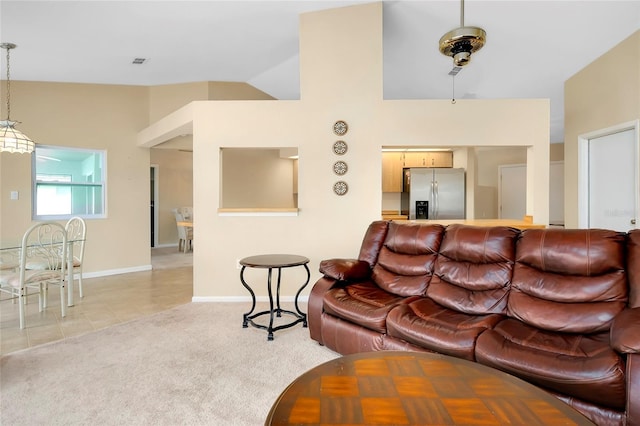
[150,164,160,247]
[577,120,640,229]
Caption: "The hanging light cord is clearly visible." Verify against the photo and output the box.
[451,74,456,104]
[4,45,11,121]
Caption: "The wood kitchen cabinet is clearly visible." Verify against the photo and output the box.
[402,152,427,167]
[382,151,454,192]
[426,151,453,167]
[403,151,453,168]
[382,152,404,192]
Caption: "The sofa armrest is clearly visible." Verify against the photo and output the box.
[611,307,640,354]
[319,258,371,282]
[627,353,640,426]
[308,276,341,344]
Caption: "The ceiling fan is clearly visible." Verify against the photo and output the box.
[439,0,486,68]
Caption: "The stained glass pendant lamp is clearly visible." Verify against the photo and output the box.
[0,43,34,154]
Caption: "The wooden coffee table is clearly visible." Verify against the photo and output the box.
[265,351,594,425]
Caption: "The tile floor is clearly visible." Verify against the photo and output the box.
[0,247,193,355]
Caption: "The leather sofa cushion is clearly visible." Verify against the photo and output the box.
[476,318,626,410]
[428,225,519,315]
[516,228,626,276]
[386,297,504,361]
[357,220,390,267]
[510,228,627,333]
[323,281,415,334]
[371,222,444,297]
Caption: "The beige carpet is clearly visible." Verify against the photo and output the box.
[1,302,338,425]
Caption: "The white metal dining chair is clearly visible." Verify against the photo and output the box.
[65,216,86,298]
[0,222,67,329]
[172,208,193,253]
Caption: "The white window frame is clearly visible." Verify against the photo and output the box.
[32,145,107,220]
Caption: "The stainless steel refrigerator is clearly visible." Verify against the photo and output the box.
[401,168,466,220]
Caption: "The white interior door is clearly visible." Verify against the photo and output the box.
[580,124,638,231]
[499,164,526,220]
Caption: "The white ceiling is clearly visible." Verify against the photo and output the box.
[1,1,639,144]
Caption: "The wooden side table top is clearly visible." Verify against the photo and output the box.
[265,351,594,426]
[240,254,309,269]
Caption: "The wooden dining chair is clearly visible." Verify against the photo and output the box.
[0,222,67,329]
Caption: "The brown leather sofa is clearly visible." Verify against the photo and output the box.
[308,221,640,426]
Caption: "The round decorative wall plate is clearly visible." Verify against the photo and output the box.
[332,140,348,155]
[333,181,348,196]
[333,120,348,136]
[333,161,348,175]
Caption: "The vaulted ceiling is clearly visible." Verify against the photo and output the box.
[1,1,639,143]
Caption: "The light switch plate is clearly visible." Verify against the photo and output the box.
[10,191,19,200]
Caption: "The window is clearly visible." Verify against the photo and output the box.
[33,145,106,220]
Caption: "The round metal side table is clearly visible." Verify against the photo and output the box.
[240,254,310,341]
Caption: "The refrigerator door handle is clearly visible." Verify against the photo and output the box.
[434,180,439,219]
[430,181,435,218]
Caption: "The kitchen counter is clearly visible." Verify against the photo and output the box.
[381,210,408,221]
[382,214,409,220]
[393,218,546,229]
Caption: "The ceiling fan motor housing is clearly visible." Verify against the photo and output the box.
[439,26,486,66]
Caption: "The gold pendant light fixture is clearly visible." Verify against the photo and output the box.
[1,43,35,154]
[439,0,486,67]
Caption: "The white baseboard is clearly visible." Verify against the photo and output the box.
[79,268,308,300]
[192,295,310,303]
[153,243,178,248]
[82,264,153,279]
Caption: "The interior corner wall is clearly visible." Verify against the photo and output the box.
[149,81,277,124]
[550,143,564,161]
[207,82,276,100]
[148,82,210,123]
[565,30,640,228]
[0,81,151,274]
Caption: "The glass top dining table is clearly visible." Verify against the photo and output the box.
[1,238,84,307]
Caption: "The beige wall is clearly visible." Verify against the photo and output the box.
[476,147,527,187]
[1,81,151,275]
[0,79,272,270]
[149,81,275,123]
[149,82,209,123]
[565,30,640,228]
[208,82,275,101]
[471,145,564,219]
[473,147,527,218]
[550,143,564,162]
[139,3,550,300]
